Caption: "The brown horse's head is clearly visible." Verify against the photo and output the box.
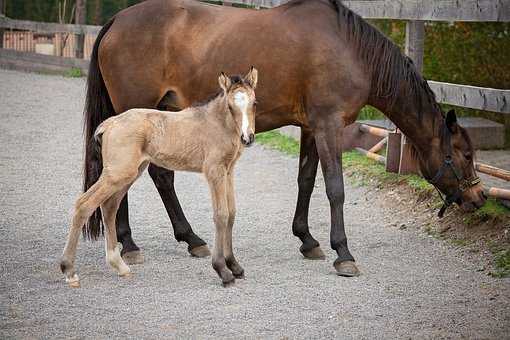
[418,109,486,215]
[218,67,258,147]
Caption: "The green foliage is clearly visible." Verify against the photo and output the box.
[63,67,84,78]
[255,131,300,157]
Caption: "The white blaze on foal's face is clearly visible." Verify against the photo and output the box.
[233,89,255,146]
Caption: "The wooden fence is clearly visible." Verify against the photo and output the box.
[0,0,508,200]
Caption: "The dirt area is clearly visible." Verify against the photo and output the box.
[1,69,509,339]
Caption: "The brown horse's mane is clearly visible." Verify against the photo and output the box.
[327,0,442,120]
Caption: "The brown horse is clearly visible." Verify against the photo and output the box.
[83,0,486,277]
[62,69,258,287]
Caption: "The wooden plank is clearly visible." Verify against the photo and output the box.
[0,48,89,70]
[485,187,510,200]
[359,124,389,137]
[476,162,510,181]
[355,147,386,164]
[429,81,510,114]
[0,16,101,35]
[343,0,510,22]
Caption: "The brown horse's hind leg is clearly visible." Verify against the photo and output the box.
[60,177,115,287]
[102,189,131,277]
[292,129,325,260]
[148,164,210,258]
[224,171,244,279]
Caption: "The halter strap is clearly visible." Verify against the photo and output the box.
[425,125,480,218]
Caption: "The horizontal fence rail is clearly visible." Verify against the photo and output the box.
[429,81,510,114]
[0,16,101,35]
[216,0,510,22]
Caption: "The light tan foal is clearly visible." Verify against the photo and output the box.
[61,68,258,287]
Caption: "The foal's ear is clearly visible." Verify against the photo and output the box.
[446,109,458,133]
[218,72,231,93]
[244,66,258,89]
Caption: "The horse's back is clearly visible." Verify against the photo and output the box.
[99,0,368,129]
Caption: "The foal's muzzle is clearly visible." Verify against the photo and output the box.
[241,133,255,147]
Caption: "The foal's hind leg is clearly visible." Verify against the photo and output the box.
[102,190,131,277]
[60,178,113,287]
[224,171,244,278]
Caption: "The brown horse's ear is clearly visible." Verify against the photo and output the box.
[218,72,231,92]
[446,109,458,133]
[244,66,258,89]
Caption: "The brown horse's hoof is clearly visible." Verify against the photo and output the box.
[189,245,211,258]
[302,246,326,260]
[334,260,360,277]
[122,250,144,265]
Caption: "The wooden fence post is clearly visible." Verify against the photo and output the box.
[74,0,86,59]
[0,0,5,49]
[399,20,424,175]
[386,130,402,173]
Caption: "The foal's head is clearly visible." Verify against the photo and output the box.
[218,67,258,146]
[418,110,486,215]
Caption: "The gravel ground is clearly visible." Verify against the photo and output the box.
[0,69,509,339]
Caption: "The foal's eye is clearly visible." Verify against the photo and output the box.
[253,100,258,107]
[464,153,472,161]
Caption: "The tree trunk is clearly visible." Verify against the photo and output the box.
[94,0,102,25]
[75,0,86,59]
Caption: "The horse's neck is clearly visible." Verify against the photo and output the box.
[369,85,442,153]
[206,94,238,135]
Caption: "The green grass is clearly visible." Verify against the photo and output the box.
[358,106,385,120]
[256,131,300,156]
[64,67,84,78]
[491,250,510,278]
[257,130,508,217]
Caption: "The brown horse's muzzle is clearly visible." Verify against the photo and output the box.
[459,184,487,212]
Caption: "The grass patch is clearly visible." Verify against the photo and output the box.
[491,250,510,278]
[342,150,434,195]
[256,131,300,156]
[64,67,84,78]
[256,130,508,220]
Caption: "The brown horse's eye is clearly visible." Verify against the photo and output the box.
[464,153,472,161]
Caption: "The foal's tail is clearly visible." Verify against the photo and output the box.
[83,17,116,240]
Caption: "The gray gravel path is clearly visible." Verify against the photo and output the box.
[1,69,509,339]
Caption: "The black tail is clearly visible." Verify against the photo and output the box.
[83,18,115,240]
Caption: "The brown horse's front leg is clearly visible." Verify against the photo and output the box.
[292,128,325,260]
[148,164,210,258]
[207,168,235,286]
[312,114,360,277]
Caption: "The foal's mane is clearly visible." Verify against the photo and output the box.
[327,0,442,120]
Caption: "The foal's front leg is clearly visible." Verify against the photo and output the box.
[206,168,235,286]
[224,171,244,278]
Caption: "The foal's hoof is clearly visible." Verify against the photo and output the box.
[221,272,236,287]
[66,273,80,288]
[301,246,326,260]
[189,244,211,258]
[68,280,81,288]
[334,260,360,277]
[233,268,245,279]
[122,250,144,265]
